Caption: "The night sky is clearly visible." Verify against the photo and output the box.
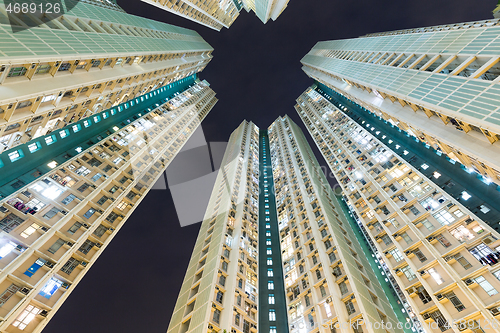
[45,1,496,332]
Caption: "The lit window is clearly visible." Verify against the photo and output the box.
[59,129,69,138]
[93,115,101,123]
[21,223,40,238]
[267,258,273,265]
[428,267,444,285]
[75,147,83,153]
[8,150,23,162]
[72,124,81,133]
[112,157,123,164]
[0,241,16,258]
[268,281,274,290]
[433,171,441,179]
[113,126,119,131]
[475,276,498,296]
[421,164,429,170]
[83,120,91,128]
[461,191,471,200]
[266,239,271,245]
[12,305,41,330]
[28,142,41,153]
[47,161,57,169]
[269,294,275,304]
[267,248,272,255]
[44,135,56,145]
[117,201,127,211]
[269,310,276,321]
[403,150,409,155]
[268,269,274,277]
[39,277,62,299]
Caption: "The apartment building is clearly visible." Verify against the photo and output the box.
[297,85,500,333]
[140,0,290,31]
[167,116,406,333]
[301,18,500,186]
[0,0,213,153]
[0,76,217,332]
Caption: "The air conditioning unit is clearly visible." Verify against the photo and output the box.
[61,210,67,215]
[405,250,412,256]
[436,294,444,301]
[350,295,355,300]
[109,228,114,232]
[80,261,88,267]
[407,287,417,295]
[83,224,89,229]
[40,226,49,232]
[61,282,71,289]
[422,313,431,320]
[44,261,55,268]
[19,287,31,295]
[490,307,500,316]
[67,242,74,247]
[444,255,453,262]
[39,310,49,317]
[427,236,435,242]
[483,236,497,245]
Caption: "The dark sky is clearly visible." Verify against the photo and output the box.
[45,1,496,332]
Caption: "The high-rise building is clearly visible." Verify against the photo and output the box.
[0,75,217,333]
[0,0,213,153]
[0,1,217,331]
[139,0,290,31]
[167,117,408,333]
[301,18,500,186]
[494,1,500,19]
[297,84,500,333]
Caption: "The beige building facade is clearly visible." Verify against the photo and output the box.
[301,19,500,186]
[0,0,213,153]
[297,86,500,333]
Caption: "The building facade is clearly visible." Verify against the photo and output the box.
[301,18,500,186]
[0,75,217,333]
[167,117,406,333]
[0,0,213,153]
[0,1,217,331]
[297,85,500,333]
[139,0,290,31]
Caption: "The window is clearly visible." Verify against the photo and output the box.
[470,243,493,260]
[267,248,272,255]
[219,275,226,286]
[12,305,41,330]
[269,310,276,321]
[381,234,392,245]
[428,268,444,285]
[389,248,404,262]
[44,135,56,145]
[339,281,348,294]
[267,258,273,265]
[414,248,427,262]
[8,150,23,162]
[268,269,273,277]
[433,209,455,225]
[401,232,412,244]
[402,265,416,281]
[221,261,228,271]
[475,276,498,296]
[78,240,95,254]
[420,218,435,231]
[445,292,465,311]
[39,277,63,299]
[61,194,76,205]
[20,223,40,238]
[216,291,223,303]
[268,281,274,290]
[268,294,275,304]
[83,208,96,219]
[270,327,277,333]
[455,254,472,270]
[0,214,25,233]
[320,284,327,297]
[0,242,17,258]
[67,222,82,234]
[450,226,474,242]
[436,234,452,247]
[48,239,65,254]
[345,300,355,315]
[0,284,21,307]
[213,308,220,324]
